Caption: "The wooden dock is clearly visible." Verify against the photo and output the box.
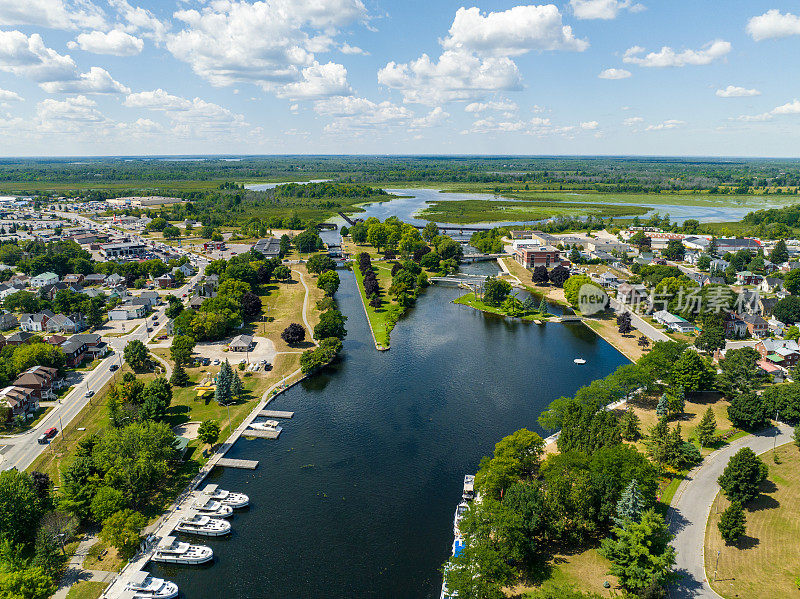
[258,410,294,418]
[242,429,281,439]
[216,458,259,469]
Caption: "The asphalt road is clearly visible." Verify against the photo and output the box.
[668,424,794,599]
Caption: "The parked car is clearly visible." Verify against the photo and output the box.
[85,390,94,398]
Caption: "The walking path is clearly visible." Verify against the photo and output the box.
[53,534,116,599]
[668,424,794,599]
[292,269,317,346]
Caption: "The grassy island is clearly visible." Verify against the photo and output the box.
[454,292,553,321]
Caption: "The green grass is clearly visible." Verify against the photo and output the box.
[351,259,399,348]
[83,541,124,572]
[65,581,108,599]
[453,292,551,321]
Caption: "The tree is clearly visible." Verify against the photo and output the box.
[231,371,244,399]
[300,337,342,374]
[695,312,726,354]
[667,386,685,417]
[170,362,189,387]
[100,509,147,559]
[317,270,340,296]
[162,225,180,239]
[718,501,746,544]
[770,239,789,265]
[549,265,570,287]
[727,390,769,429]
[474,429,545,501]
[717,347,763,397]
[281,323,306,345]
[366,223,388,251]
[369,295,382,309]
[215,360,233,405]
[697,407,717,447]
[483,278,511,307]
[0,566,55,599]
[708,236,718,256]
[617,311,633,335]
[599,509,675,594]
[569,246,581,264]
[169,335,195,367]
[531,265,549,284]
[662,239,685,261]
[784,269,800,296]
[240,291,262,320]
[273,265,291,281]
[614,479,645,525]
[197,419,220,449]
[717,447,768,504]
[672,350,715,392]
[139,377,172,422]
[422,222,439,243]
[314,309,347,340]
[773,295,800,324]
[279,234,291,256]
[620,408,641,441]
[90,486,126,523]
[786,325,800,341]
[123,340,150,372]
[656,394,669,418]
[306,254,335,274]
[0,470,44,545]
[697,254,711,270]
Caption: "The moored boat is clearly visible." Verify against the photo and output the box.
[248,418,283,433]
[194,497,234,518]
[574,358,586,364]
[175,513,231,537]
[124,571,179,599]
[151,536,213,565]
[202,483,249,508]
[453,501,469,535]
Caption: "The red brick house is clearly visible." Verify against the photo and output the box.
[13,366,59,400]
[0,386,36,417]
[513,245,562,269]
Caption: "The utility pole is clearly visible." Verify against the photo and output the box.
[713,550,720,581]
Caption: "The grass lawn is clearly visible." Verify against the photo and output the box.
[510,546,618,598]
[705,445,800,599]
[351,257,398,348]
[499,258,569,307]
[453,292,551,321]
[65,581,108,599]
[583,315,648,362]
[83,542,125,572]
[0,406,52,436]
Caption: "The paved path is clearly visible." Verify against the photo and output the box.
[609,297,670,343]
[53,534,116,599]
[292,269,318,346]
[668,424,794,599]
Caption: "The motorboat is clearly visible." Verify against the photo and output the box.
[454,501,469,535]
[193,497,233,518]
[175,513,231,536]
[574,358,586,364]
[151,536,213,565]
[248,419,282,433]
[124,571,179,599]
[202,484,249,508]
[462,475,475,501]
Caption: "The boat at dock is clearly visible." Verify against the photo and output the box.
[124,571,179,599]
[248,418,283,433]
[151,536,213,565]
[175,513,231,537]
[440,475,477,599]
[453,501,469,535]
[202,483,249,508]
[193,497,234,518]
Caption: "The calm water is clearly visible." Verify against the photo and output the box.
[150,271,627,598]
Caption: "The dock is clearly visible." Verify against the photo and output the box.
[258,410,294,418]
[242,429,281,439]
[216,458,260,469]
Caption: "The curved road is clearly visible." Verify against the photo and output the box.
[668,424,794,598]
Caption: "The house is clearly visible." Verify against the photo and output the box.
[0,385,36,417]
[709,258,730,272]
[0,312,18,330]
[40,282,70,301]
[0,283,24,299]
[61,274,85,285]
[188,295,204,309]
[45,334,68,346]
[653,310,695,333]
[172,263,194,277]
[109,286,129,300]
[759,297,779,317]
[108,304,146,320]
[229,334,254,352]
[741,313,769,337]
[757,360,786,383]
[6,331,33,346]
[30,272,59,287]
[597,272,619,288]
[20,310,54,332]
[45,313,84,334]
[59,338,87,367]
[780,261,800,273]
[513,245,562,269]
[138,291,161,307]
[13,366,59,400]
[760,277,783,294]
[723,312,747,338]
[617,282,649,305]
[9,274,29,287]
[756,339,800,368]
[68,333,107,360]
[735,271,763,286]
[83,273,106,286]
[156,273,175,288]
[768,317,786,335]
[105,273,124,287]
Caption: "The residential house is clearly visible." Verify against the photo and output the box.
[109,286,129,300]
[709,258,730,272]
[768,317,786,335]
[9,274,29,287]
[61,274,85,285]
[188,295,204,309]
[173,263,195,277]
[759,297,779,317]
[82,273,106,286]
[735,271,763,286]
[757,360,786,383]
[45,334,67,346]
[40,282,70,301]
[20,310,54,332]
[617,282,649,306]
[156,273,175,288]
[723,312,747,338]
[780,261,800,273]
[139,291,161,307]
[741,313,769,338]
[596,272,619,288]
[67,333,107,360]
[0,312,17,330]
[512,245,562,269]
[6,331,33,346]
[756,339,800,368]
[105,273,124,287]
[13,366,59,400]
[229,334,254,352]
[760,277,783,294]
[0,385,36,417]
[45,313,84,334]
[59,338,87,367]
[653,310,695,333]
[30,272,59,288]
[0,283,24,299]
[108,304,146,320]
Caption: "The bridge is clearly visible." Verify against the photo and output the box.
[337,212,360,226]
[412,224,493,234]
[460,253,508,263]
[429,274,488,289]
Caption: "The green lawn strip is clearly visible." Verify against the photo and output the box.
[351,260,399,348]
[83,541,125,572]
[65,581,108,599]
[453,292,551,321]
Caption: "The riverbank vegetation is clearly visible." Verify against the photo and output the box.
[454,288,553,322]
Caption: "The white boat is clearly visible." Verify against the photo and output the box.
[193,497,233,518]
[453,501,469,535]
[462,475,475,501]
[175,513,231,537]
[151,536,213,565]
[574,358,586,364]
[202,484,249,508]
[248,419,282,433]
[124,571,179,599]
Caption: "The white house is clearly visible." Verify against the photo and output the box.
[653,310,695,333]
[31,272,59,288]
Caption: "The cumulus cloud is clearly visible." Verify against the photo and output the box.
[464,99,518,113]
[36,95,109,132]
[123,88,246,130]
[276,62,352,100]
[580,120,599,129]
[716,85,761,98]
[441,5,588,56]
[623,40,731,67]
[0,0,106,30]
[165,0,365,96]
[747,9,800,41]
[340,43,368,55]
[0,88,22,102]
[737,99,800,122]
[0,30,76,82]
[598,68,631,79]
[68,29,143,56]
[570,0,644,20]
[108,0,169,42]
[40,66,130,94]
[411,106,450,128]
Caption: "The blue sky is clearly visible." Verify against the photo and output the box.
[1,0,800,156]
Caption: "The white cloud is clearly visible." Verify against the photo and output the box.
[645,119,685,131]
[108,0,168,42]
[68,30,144,56]
[623,116,643,125]
[0,30,76,82]
[771,100,800,115]
[340,43,368,55]
[747,9,800,41]
[735,99,800,122]
[442,5,588,56]
[36,95,108,132]
[623,40,731,67]
[277,62,352,100]
[124,88,246,129]
[570,0,644,20]
[0,0,107,30]
[716,85,761,98]
[40,66,130,94]
[0,88,22,102]
[165,0,366,95]
[315,95,412,134]
[598,67,631,79]
[580,120,599,129]
[411,106,449,128]
[464,99,518,113]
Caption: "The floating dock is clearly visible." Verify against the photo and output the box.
[215,458,260,469]
[242,429,281,439]
[258,410,294,418]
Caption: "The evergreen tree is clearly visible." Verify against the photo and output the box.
[770,239,789,265]
[708,236,718,257]
[231,371,244,399]
[614,479,645,525]
[170,362,189,387]
[718,501,746,544]
[667,386,685,417]
[656,394,669,418]
[538,296,548,314]
[215,361,233,405]
[697,407,717,447]
[717,447,768,504]
[620,408,642,441]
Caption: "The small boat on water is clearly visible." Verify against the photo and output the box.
[462,475,475,501]
[453,501,469,535]
[193,497,234,518]
[124,571,179,599]
[440,536,466,599]
[151,536,213,565]
[202,483,249,508]
[248,419,283,433]
[574,358,586,364]
[175,513,231,537]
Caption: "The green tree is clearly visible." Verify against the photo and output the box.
[717,501,746,544]
[162,225,180,239]
[169,335,196,366]
[672,350,715,393]
[656,394,669,418]
[667,386,685,417]
[474,429,544,500]
[695,312,726,354]
[231,371,244,399]
[727,391,769,430]
[313,309,347,340]
[215,360,233,405]
[785,325,800,341]
[306,254,335,274]
[317,270,340,296]
[99,509,147,559]
[620,408,641,441]
[717,347,764,397]
[0,470,44,545]
[697,407,717,447]
[773,295,800,323]
[123,340,150,373]
[197,419,221,449]
[614,478,645,525]
[0,566,56,599]
[273,265,291,281]
[422,222,439,243]
[90,486,126,523]
[483,277,512,307]
[662,239,685,261]
[769,239,789,265]
[717,447,768,504]
[599,509,676,594]
[139,377,172,422]
[169,362,189,387]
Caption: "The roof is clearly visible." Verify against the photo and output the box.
[654,310,690,324]
[60,340,85,354]
[229,334,253,347]
[68,333,101,345]
[7,331,33,342]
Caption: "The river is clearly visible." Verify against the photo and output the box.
[149,266,628,598]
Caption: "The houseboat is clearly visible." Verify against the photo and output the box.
[175,513,231,537]
[193,497,234,518]
[202,483,249,508]
[151,536,213,565]
[124,571,179,599]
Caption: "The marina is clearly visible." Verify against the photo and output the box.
[215,458,260,469]
[151,537,214,565]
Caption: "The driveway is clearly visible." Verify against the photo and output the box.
[194,336,276,365]
[668,424,794,598]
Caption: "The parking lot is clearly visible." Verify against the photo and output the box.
[193,336,276,366]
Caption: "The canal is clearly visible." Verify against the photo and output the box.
[149,270,629,598]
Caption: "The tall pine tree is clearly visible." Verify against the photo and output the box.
[231,371,244,399]
[614,478,645,525]
[697,407,717,447]
[215,361,233,405]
